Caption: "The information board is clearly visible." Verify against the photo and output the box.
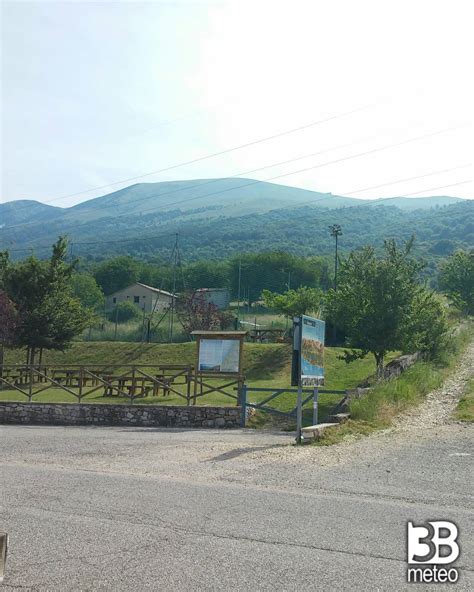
[198,338,241,373]
[301,315,325,386]
[292,315,325,386]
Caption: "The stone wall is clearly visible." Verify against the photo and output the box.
[0,402,241,429]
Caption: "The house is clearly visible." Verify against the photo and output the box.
[195,288,231,310]
[106,282,175,313]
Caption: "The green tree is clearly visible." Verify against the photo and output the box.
[0,290,18,369]
[93,256,140,295]
[71,273,105,311]
[438,250,474,314]
[230,252,325,303]
[1,237,91,363]
[107,301,141,323]
[262,287,324,318]
[184,260,230,290]
[326,238,447,378]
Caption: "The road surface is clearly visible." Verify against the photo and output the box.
[0,416,472,591]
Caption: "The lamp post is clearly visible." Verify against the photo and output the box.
[329,224,342,344]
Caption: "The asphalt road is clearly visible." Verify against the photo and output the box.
[1,423,472,591]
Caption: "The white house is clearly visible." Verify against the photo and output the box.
[106,282,175,313]
[195,288,231,310]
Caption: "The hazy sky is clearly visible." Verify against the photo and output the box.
[1,0,473,207]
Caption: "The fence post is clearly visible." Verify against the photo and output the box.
[312,387,319,425]
[28,366,33,402]
[239,384,247,427]
[78,366,84,403]
[296,383,303,444]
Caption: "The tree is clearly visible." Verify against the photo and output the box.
[184,260,230,290]
[1,237,91,363]
[71,273,105,311]
[177,291,228,334]
[0,291,18,369]
[326,238,447,378]
[107,301,141,323]
[93,256,140,295]
[438,250,474,314]
[230,252,326,303]
[262,287,324,318]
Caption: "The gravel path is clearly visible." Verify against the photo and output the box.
[247,339,474,471]
[392,340,474,431]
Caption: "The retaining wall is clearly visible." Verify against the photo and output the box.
[0,402,241,428]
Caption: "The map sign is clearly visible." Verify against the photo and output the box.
[198,339,241,373]
[300,315,325,386]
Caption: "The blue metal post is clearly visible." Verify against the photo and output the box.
[239,384,247,427]
[296,383,303,444]
[313,387,319,425]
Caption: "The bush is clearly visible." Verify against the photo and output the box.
[107,301,141,323]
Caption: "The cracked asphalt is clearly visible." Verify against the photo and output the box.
[0,419,472,591]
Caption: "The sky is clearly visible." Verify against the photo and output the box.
[1,0,473,208]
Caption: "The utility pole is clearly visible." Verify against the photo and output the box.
[329,224,342,291]
[168,233,179,343]
[329,224,342,344]
[237,258,242,322]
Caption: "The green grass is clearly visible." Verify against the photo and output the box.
[316,323,473,445]
[0,341,390,424]
[454,379,474,422]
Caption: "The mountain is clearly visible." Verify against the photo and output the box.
[0,200,64,227]
[0,179,471,261]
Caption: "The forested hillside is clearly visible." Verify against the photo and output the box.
[1,179,471,268]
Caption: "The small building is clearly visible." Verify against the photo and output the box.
[195,288,231,310]
[106,282,175,313]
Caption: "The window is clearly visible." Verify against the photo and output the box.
[134,296,140,303]
[112,297,116,304]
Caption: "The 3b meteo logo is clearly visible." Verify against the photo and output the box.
[407,521,460,584]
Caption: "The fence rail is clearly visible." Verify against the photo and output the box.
[237,385,347,434]
[0,364,194,404]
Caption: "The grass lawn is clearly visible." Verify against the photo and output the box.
[0,341,391,425]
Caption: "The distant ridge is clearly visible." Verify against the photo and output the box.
[0,178,470,258]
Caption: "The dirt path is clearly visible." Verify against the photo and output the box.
[391,340,474,432]
[251,339,474,469]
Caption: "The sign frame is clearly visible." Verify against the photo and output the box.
[191,331,247,376]
[291,315,325,387]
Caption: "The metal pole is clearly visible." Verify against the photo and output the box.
[239,383,247,427]
[313,387,319,425]
[169,233,178,343]
[114,305,118,341]
[296,382,303,444]
[237,259,241,322]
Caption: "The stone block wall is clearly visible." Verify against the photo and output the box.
[0,402,241,429]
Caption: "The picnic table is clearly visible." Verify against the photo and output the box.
[249,328,286,343]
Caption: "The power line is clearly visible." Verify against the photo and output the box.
[398,180,473,197]
[2,125,468,253]
[78,123,465,223]
[0,134,378,232]
[6,232,177,253]
[8,102,374,211]
[342,164,472,196]
[2,123,466,235]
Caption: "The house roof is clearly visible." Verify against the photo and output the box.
[136,283,174,297]
[109,282,174,298]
